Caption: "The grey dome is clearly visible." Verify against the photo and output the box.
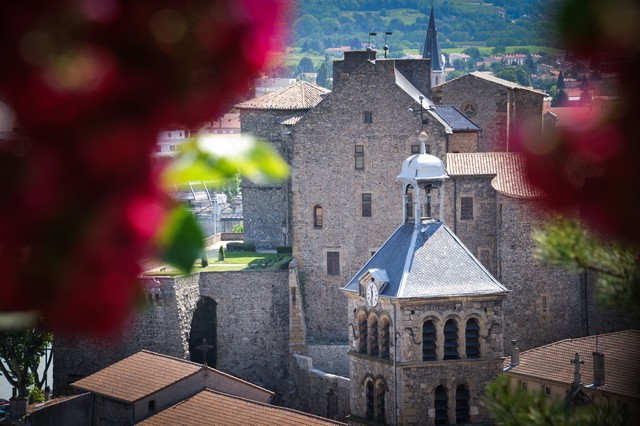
[398,152,448,182]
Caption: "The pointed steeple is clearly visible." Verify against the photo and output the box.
[422,7,442,70]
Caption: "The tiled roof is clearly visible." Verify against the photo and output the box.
[446,153,544,199]
[442,72,547,96]
[72,351,201,403]
[137,389,346,426]
[344,220,508,299]
[281,113,306,126]
[504,330,640,399]
[432,105,481,131]
[72,350,271,404]
[235,81,330,110]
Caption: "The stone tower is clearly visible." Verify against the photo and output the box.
[342,137,508,425]
[422,7,445,88]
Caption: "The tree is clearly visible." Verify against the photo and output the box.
[492,46,507,55]
[495,66,518,83]
[316,62,329,88]
[297,57,315,75]
[550,88,568,107]
[0,322,52,398]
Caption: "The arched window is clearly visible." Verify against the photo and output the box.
[456,384,470,423]
[369,315,379,356]
[357,312,368,354]
[434,385,448,425]
[365,380,374,420]
[380,317,390,359]
[422,320,437,361]
[444,319,459,360]
[375,380,386,423]
[313,205,323,228]
[405,185,414,222]
[465,318,480,359]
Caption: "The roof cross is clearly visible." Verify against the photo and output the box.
[196,338,213,366]
[570,352,585,385]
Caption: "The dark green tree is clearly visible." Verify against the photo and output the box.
[0,321,52,398]
[316,62,329,88]
[297,57,315,75]
[492,45,507,55]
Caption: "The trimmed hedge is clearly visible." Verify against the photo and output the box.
[226,242,256,252]
[276,246,293,254]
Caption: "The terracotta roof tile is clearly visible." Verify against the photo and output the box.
[71,351,201,403]
[446,153,543,199]
[138,389,346,426]
[504,330,640,399]
[236,81,330,110]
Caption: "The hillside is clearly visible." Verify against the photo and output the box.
[290,0,557,57]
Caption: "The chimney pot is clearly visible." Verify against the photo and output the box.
[511,340,520,366]
[593,352,605,386]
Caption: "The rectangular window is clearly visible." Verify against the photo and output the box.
[355,145,364,170]
[327,251,340,275]
[544,386,551,397]
[425,144,431,154]
[460,196,473,220]
[363,111,373,124]
[362,193,372,217]
[411,144,420,154]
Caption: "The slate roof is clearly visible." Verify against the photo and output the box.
[344,220,508,299]
[431,105,481,131]
[137,389,346,426]
[235,81,330,110]
[504,330,640,400]
[71,350,271,403]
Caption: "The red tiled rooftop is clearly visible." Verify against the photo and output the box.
[72,351,202,403]
[236,81,330,110]
[504,330,640,399]
[138,389,346,426]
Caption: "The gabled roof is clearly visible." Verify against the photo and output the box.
[441,72,547,96]
[504,330,640,400]
[137,389,345,426]
[235,81,330,110]
[431,105,481,131]
[71,350,271,403]
[344,220,508,299]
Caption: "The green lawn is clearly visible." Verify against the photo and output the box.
[143,251,292,276]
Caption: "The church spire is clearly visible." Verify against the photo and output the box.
[422,7,441,70]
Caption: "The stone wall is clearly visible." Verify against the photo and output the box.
[92,395,132,426]
[497,196,584,352]
[448,131,477,153]
[239,108,296,249]
[54,270,291,400]
[290,355,350,422]
[27,393,93,426]
[304,344,349,377]
[292,58,444,342]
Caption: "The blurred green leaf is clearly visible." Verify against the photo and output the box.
[162,134,289,187]
[156,204,204,274]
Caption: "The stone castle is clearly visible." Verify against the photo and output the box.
[53,8,639,425]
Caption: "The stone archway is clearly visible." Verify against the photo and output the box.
[188,296,217,367]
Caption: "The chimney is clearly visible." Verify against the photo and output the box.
[511,340,520,366]
[592,352,605,386]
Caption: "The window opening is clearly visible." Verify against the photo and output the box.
[366,380,374,419]
[422,321,437,361]
[327,251,340,275]
[465,318,480,359]
[355,145,365,170]
[444,319,459,360]
[362,193,372,217]
[364,111,373,123]
[375,380,386,423]
[358,313,368,354]
[455,385,470,424]
[434,385,448,425]
[369,315,379,356]
[380,318,390,359]
[460,197,473,220]
[313,205,323,228]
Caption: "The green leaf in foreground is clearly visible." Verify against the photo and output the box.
[162,134,289,187]
[155,205,204,274]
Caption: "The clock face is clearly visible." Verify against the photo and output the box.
[366,282,379,307]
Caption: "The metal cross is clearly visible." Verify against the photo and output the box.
[196,338,213,366]
[570,352,584,384]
